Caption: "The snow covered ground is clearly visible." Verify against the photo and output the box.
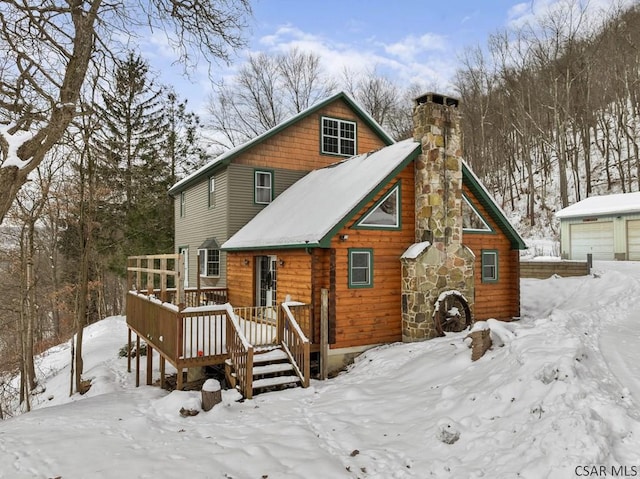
[2,261,640,478]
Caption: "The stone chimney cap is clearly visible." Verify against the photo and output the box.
[414,92,459,108]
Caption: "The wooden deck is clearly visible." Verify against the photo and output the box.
[125,254,312,398]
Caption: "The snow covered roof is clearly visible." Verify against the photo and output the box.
[555,192,640,219]
[222,142,527,251]
[168,91,395,196]
[222,139,421,250]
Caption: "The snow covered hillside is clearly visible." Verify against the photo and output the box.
[2,262,640,478]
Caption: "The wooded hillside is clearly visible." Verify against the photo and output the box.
[456,2,640,238]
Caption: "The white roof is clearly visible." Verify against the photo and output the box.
[222,139,420,250]
[555,192,640,219]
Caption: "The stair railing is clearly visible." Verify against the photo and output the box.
[280,302,311,388]
[225,305,254,399]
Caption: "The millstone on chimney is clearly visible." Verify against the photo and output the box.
[401,93,475,342]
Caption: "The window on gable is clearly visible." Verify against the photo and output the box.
[198,248,220,277]
[349,249,373,288]
[322,117,356,156]
[255,170,273,204]
[208,176,215,208]
[357,184,400,229]
[180,192,186,217]
[462,195,491,232]
[481,250,498,283]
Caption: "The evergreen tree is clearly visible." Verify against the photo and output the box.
[163,89,209,184]
[93,53,173,274]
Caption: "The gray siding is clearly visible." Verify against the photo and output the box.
[174,169,229,287]
[174,164,307,287]
[227,164,308,235]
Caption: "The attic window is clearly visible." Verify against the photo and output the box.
[462,195,492,232]
[356,183,400,229]
[322,117,356,156]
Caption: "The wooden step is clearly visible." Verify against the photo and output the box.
[253,347,288,364]
[253,362,294,376]
[253,375,301,390]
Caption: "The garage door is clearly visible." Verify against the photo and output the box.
[627,220,640,260]
[569,222,614,260]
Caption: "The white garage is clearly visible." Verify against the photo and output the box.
[557,192,640,261]
[568,222,614,260]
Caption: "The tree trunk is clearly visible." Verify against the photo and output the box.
[0,166,28,226]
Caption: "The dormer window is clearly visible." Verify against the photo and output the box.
[322,117,356,156]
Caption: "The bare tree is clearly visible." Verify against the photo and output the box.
[0,0,252,225]
[207,48,336,149]
[343,66,398,127]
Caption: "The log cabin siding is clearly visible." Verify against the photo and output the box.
[232,99,387,171]
[325,164,416,349]
[462,184,521,320]
[174,169,229,287]
[226,250,313,307]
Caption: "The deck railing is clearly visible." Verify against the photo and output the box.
[226,310,254,399]
[280,302,311,388]
[184,287,228,307]
[127,292,181,361]
[232,306,279,347]
[180,305,229,359]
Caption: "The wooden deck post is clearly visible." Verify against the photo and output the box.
[135,335,141,387]
[320,288,329,380]
[245,347,254,400]
[160,356,166,389]
[177,367,183,391]
[277,305,285,344]
[127,328,132,373]
[146,344,153,386]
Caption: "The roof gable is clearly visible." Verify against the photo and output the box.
[221,139,420,250]
[168,92,395,196]
[462,162,527,250]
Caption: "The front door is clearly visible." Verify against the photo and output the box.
[256,255,277,308]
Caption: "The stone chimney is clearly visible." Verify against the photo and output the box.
[413,93,463,246]
[401,93,475,342]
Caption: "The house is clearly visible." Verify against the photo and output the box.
[167,92,394,289]
[557,191,640,260]
[221,93,526,371]
[125,91,525,397]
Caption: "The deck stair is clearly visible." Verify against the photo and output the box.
[225,344,302,398]
[250,345,301,395]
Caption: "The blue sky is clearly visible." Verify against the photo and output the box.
[141,0,625,114]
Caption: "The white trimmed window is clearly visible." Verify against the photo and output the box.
[180,192,186,217]
[199,248,220,277]
[208,177,215,208]
[322,117,356,156]
[255,170,273,204]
